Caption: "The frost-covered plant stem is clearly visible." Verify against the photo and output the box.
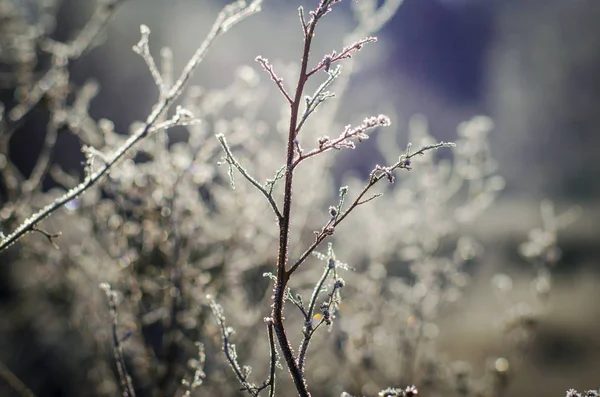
[270,5,319,395]
[270,3,343,395]
[266,2,454,395]
[100,283,136,397]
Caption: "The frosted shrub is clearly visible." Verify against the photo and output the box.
[0,1,589,397]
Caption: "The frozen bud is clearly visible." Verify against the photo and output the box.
[175,106,195,122]
[140,24,150,35]
[323,55,332,73]
[318,135,330,148]
[328,206,338,217]
[377,114,391,126]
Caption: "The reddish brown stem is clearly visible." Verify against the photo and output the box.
[271,10,319,397]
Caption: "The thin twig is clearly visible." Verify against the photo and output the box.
[294,65,340,136]
[100,283,136,397]
[208,297,260,397]
[266,319,277,397]
[217,134,283,221]
[266,165,286,196]
[298,244,347,375]
[356,193,382,205]
[0,360,37,397]
[256,56,293,104]
[298,280,343,374]
[292,114,390,169]
[31,226,62,250]
[306,36,377,78]
[297,263,332,374]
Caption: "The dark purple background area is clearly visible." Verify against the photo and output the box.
[385,0,493,106]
